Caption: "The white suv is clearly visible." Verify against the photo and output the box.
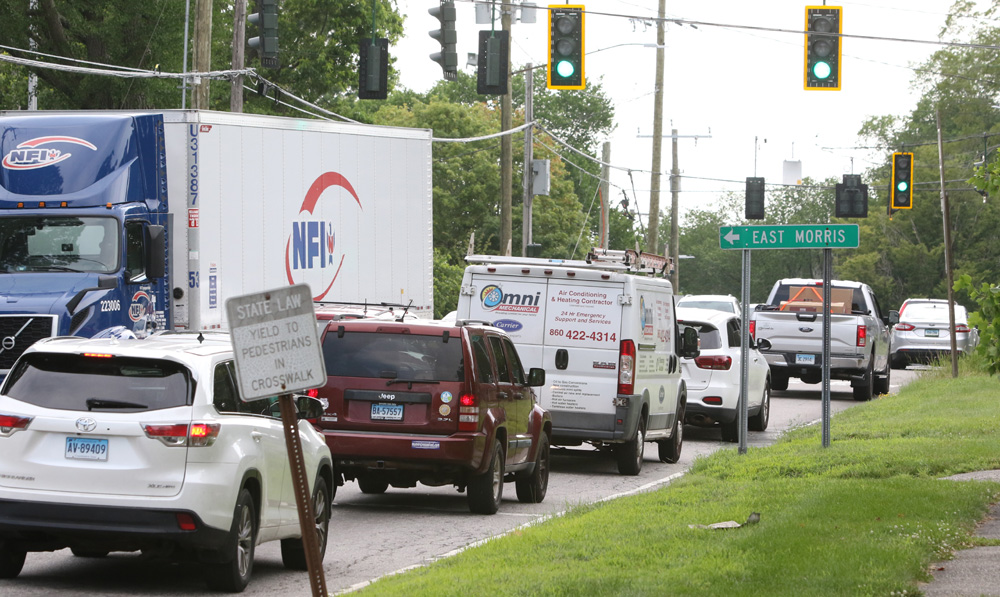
[0,332,333,592]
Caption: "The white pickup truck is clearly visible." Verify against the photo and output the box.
[749,278,898,401]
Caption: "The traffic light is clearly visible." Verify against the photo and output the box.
[804,6,841,90]
[477,31,509,95]
[890,152,914,209]
[547,5,585,90]
[359,38,389,100]
[429,1,458,81]
[745,177,765,220]
[835,174,868,218]
[248,0,279,69]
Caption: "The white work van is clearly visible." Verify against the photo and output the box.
[456,250,699,475]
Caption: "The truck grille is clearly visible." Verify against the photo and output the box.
[0,315,58,373]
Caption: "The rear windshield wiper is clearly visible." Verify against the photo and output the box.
[86,398,148,410]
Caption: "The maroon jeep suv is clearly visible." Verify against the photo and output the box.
[315,319,551,514]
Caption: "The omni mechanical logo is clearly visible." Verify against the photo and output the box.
[2,136,97,170]
[640,295,654,337]
[479,285,541,314]
[285,172,363,300]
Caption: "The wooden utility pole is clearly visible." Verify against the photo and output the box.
[522,63,534,257]
[192,0,214,109]
[230,0,246,113]
[500,3,513,256]
[600,141,611,249]
[646,0,666,254]
[936,107,958,378]
[670,127,680,290]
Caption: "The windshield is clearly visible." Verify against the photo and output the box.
[322,331,464,381]
[0,216,119,274]
[678,300,736,313]
[3,353,193,412]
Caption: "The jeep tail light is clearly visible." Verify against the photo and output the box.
[142,423,221,447]
[856,324,867,347]
[955,323,970,333]
[458,393,479,431]
[895,323,915,331]
[618,340,635,396]
[176,513,197,531]
[694,355,732,370]
[0,413,33,437]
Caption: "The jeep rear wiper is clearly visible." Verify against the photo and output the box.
[86,398,148,410]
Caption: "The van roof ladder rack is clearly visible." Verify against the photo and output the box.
[465,247,672,277]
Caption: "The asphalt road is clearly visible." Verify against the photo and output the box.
[0,368,922,596]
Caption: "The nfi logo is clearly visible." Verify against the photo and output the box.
[285,172,363,300]
[2,136,97,170]
[480,285,541,314]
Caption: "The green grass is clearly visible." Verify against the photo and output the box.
[356,362,1000,596]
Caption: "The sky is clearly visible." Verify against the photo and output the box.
[389,0,970,232]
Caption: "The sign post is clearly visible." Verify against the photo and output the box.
[720,224,859,451]
[226,284,327,596]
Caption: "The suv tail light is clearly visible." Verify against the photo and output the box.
[0,413,33,437]
[955,323,970,333]
[618,340,635,396]
[856,324,867,347]
[142,423,221,447]
[694,355,732,370]
[895,322,915,331]
[458,393,479,431]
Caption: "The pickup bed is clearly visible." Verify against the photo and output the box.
[749,278,898,400]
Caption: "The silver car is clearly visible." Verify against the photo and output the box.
[890,299,980,369]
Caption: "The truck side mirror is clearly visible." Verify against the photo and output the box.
[145,225,166,279]
[679,327,700,359]
[527,367,545,387]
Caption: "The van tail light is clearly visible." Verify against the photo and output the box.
[143,423,220,447]
[694,355,732,370]
[0,413,33,437]
[955,323,970,334]
[618,340,635,396]
[458,393,479,431]
[894,323,915,331]
[856,324,867,347]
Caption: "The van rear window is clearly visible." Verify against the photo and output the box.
[322,332,464,381]
[3,353,193,412]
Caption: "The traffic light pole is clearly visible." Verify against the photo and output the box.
[500,3,513,256]
[230,0,246,113]
[822,248,832,448]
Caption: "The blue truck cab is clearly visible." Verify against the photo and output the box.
[0,113,169,375]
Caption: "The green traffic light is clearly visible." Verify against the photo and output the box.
[897,181,908,192]
[556,60,575,78]
[812,61,832,80]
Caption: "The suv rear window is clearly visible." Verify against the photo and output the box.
[3,353,193,412]
[322,331,464,381]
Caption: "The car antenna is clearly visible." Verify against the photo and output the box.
[396,299,414,322]
[197,332,204,344]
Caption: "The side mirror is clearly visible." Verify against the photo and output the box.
[888,310,899,325]
[294,395,326,420]
[145,225,166,279]
[679,326,700,359]
[756,338,772,351]
[527,367,545,387]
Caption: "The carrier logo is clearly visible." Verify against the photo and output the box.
[480,285,541,314]
[285,172,363,301]
[492,319,523,332]
[2,136,97,170]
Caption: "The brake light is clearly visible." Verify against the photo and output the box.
[895,322,915,331]
[142,423,220,447]
[0,413,33,437]
[856,324,867,347]
[83,353,113,358]
[748,320,756,338]
[306,388,319,398]
[955,323,970,333]
[618,340,635,396]
[458,393,479,431]
[694,355,732,370]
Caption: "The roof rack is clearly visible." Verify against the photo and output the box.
[465,247,672,277]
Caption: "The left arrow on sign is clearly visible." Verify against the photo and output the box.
[723,229,740,244]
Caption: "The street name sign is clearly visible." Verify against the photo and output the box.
[719,224,859,250]
[226,284,325,401]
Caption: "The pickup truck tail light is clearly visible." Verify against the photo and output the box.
[618,340,635,396]
[955,323,971,333]
[856,324,867,347]
[0,413,33,437]
[458,393,479,431]
[748,320,756,338]
[894,323,915,331]
[694,355,732,370]
[142,423,221,447]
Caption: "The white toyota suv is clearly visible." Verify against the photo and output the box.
[0,332,333,592]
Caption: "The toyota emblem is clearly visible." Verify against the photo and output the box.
[75,417,97,433]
